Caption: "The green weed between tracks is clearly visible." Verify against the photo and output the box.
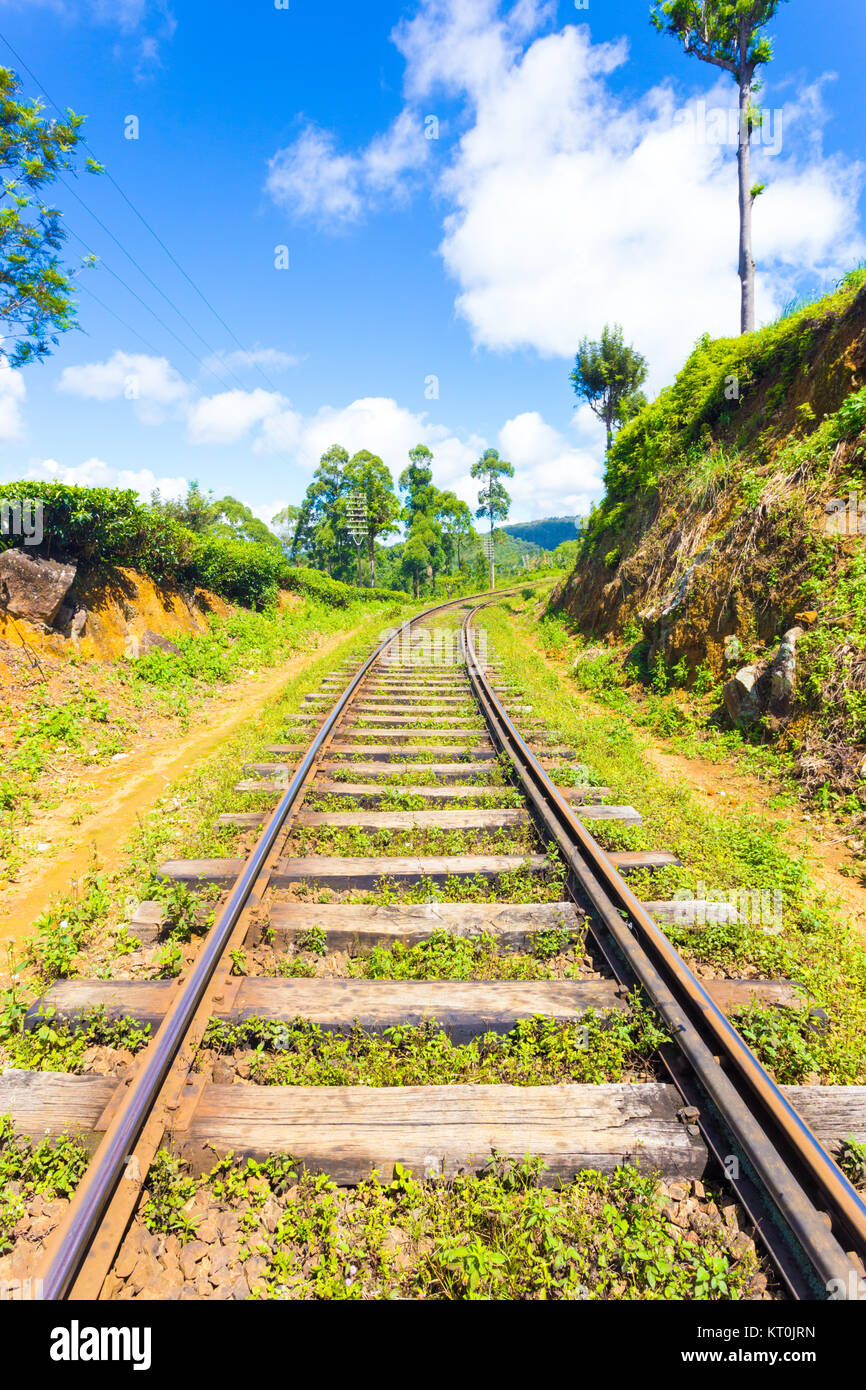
[137,1148,758,1300]
[200,1002,669,1086]
[0,1116,89,1256]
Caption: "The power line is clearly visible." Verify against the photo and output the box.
[56,176,242,392]
[61,214,239,391]
[0,29,283,396]
[75,279,195,386]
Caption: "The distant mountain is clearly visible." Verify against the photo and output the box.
[500,516,582,550]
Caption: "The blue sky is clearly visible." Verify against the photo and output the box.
[0,0,864,524]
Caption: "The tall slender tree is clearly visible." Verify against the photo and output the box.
[650,1,788,333]
[570,325,648,452]
[298,444,350,577]
[470,448,513,590]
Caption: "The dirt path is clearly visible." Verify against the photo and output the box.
[529,638,866,940]
[644,744,866,940]
[0,630,355,951]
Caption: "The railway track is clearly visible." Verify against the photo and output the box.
[4,593,866,1301]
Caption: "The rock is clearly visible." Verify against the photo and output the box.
[261,1197,282,1234]
[382,1227,407,1253]
[70,607,87,640]
[723,665,764,728]
[214,1211,240,1242]
[196,1218,219,1245]
[127,1252,162,1292]
[0,549,76,626]
[667,1181,689,1202]
[140,630,181,656]
[101,1270,125,1301]
[768,627,804,714]
[243,1254,268,1283]
[114,1239,140,1281]
[729,1232,754,1260]
[211,1059,234,1085]
[641,547,715,668]
[179,1240,208,1280]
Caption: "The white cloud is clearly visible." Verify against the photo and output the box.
[0,359,26,442]
[266,108,430,227]
[58,351,188,424]
[256,395,484,496]
[252,390,597,522]
[186,388,285,446]
[498,410,603,518]
[22,456,187,500]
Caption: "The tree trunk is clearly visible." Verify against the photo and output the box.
[489,524,495,591]
[737,51,756,333]
[368,535,375,587]
[356,543,362,587]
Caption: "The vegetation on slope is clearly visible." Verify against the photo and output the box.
[554,267,866,810]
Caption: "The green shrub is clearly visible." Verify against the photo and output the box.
[0,482,410,611]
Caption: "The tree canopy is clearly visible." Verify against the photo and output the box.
[570,324,649,451]
[0,66,102,368]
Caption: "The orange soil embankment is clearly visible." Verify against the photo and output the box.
[0,566,231,662]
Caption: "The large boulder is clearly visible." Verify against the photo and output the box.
[0,549,76,626]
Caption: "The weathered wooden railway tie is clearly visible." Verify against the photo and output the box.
[11,617,866,1198]
[10,603,866,1295]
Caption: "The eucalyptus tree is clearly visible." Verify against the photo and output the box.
[651,0,788,332]
[437,491,474,571]
[297,444,351,577]
[470,448,514,589]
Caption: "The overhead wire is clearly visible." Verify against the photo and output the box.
[0,29,283,396]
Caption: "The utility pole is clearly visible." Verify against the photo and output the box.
[346,490,369,587]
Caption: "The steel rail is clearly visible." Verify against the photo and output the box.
[463,603,866,1300]
[38,588,509,1300]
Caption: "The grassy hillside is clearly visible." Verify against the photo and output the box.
[552,266,866,805]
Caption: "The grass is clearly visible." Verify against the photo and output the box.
[200,1001,669,1086]
[0,997,152,1072]
[0,606,399,995]
[0,1116,89,1256]
[344,927,584,980]
[290,823,539,858]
